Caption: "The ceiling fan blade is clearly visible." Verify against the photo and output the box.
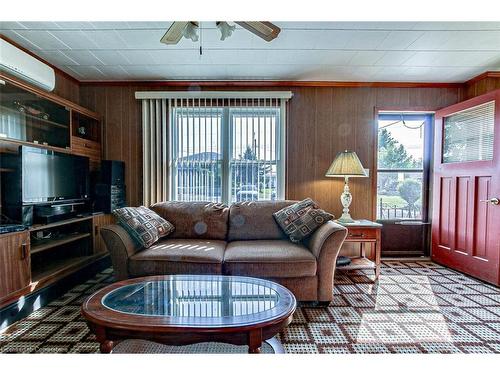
[235,21,281,42]
[160,21,189,44]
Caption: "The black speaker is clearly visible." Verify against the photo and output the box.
[100,160,125,186]
[92,160,126,214]
[94,184,126,213]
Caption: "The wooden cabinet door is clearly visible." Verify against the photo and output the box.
[71,136,102,171]
[432,89,500,285]
[0,231,31,300]
[92,214,115,255]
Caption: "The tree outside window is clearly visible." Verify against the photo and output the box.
[377,117,425,220]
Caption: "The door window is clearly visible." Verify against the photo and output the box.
[443,101,494,163]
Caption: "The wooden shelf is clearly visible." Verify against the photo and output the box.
[29,216,93,232]
[1,75,100,155]
[0,137,71,154]
[72,111,100,143]
[0,105,69,129]
[31,255,98,284]
[30,233,91,255]
[0,72,100,121]
[337,257,375,271]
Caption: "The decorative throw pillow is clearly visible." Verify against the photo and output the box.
[273,198,334,243]
[113,206,175,249]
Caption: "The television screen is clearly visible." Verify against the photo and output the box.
[21,146,89,203]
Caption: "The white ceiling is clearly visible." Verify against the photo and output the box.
[1,21,500,82]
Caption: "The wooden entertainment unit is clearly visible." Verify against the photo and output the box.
[0,72,101,168]
[0,214,114,308]
[0,72,112,310]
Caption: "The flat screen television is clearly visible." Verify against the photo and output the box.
[21,146,90,204]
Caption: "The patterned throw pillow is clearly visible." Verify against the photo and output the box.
[113,206,175,248]
[273,198,334,243]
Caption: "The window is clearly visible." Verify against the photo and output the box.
[171,107,223,202]
[443,101,494,163]
[229,107,280,203]
[376,113,432,220]
[170,99,285,204]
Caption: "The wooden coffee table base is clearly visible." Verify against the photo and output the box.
[88,318,290,354]
[81,275,296,355]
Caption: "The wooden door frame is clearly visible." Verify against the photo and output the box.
[372,107,435,220]
[372,107,435,256]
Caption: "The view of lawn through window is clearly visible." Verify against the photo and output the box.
[377,114,429,220]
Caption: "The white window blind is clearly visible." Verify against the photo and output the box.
[137,91,291,206]
[443,101,495,163]
[171,102,222,203]
[141,99,169,207]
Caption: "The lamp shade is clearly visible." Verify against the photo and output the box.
[325,150,367,178]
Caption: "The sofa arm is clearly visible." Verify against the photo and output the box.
[306,221,348,301]
[100,224,141,281]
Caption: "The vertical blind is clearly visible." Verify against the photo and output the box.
[0,110,26,140]
[141,99,169,207]
[137,91,292,206]
[171,99,222,203]
[443,101,495,163]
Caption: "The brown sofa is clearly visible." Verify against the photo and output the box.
[100,200,347,302]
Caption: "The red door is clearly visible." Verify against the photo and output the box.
[432,89,500,285]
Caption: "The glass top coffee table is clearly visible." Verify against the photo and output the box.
[81,275,296,354]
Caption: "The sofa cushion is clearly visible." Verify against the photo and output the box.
[223,240,317,278]
[113,206,175,249]
[273,198,334,243]
[150,201,229,240]
[128,239,226,276]
[228,200,298,241]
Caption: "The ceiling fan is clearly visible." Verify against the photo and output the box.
[160,21,281,44]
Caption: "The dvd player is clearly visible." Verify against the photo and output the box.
[34,201,85,224]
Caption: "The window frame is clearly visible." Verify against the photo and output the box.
[376,113,433,223]
[169,103,286,204]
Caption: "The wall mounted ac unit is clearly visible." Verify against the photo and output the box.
[0,39,56,92]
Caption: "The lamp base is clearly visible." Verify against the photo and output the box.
[338,177,355,223]
[337,213,355,223]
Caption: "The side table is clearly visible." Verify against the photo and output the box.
[335,219,382,280]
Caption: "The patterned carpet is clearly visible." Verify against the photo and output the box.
[1,261,500,354]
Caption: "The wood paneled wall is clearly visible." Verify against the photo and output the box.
[53,71,80,104]
[464,73,500,99]
[79,84,461,219]
[286,86,460,219]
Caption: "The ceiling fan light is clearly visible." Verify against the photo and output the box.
[216,21,236,41]
[183,22,199,42]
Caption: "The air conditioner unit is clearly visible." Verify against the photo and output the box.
[0,39,56,92]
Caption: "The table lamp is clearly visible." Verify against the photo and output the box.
[325,150,367,223]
